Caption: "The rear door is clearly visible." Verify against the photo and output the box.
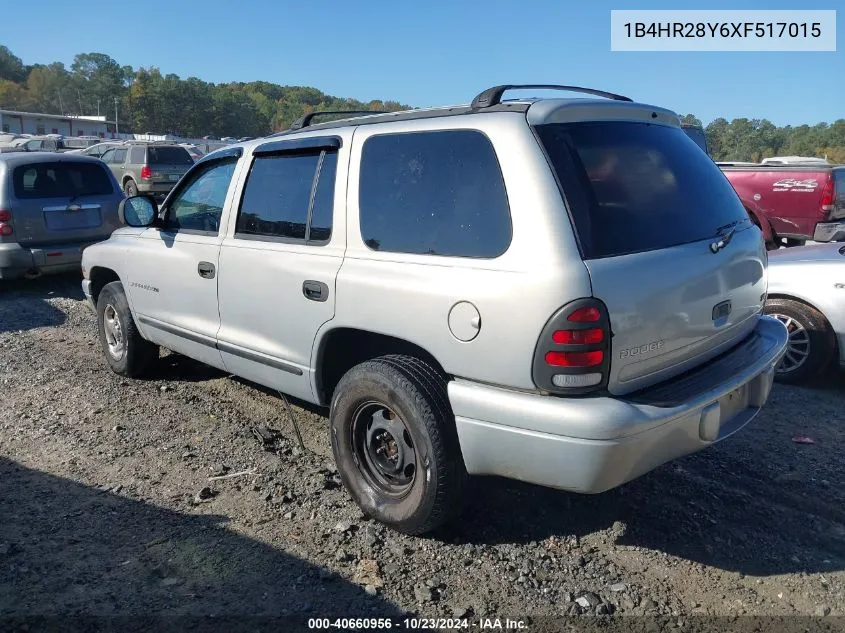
[536,120,767,395]
[215,137,345,402]
[10,160,122,247]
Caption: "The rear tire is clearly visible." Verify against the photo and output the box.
[96,281,158,377]
[124,180,138,196]
[763,298,835,384]
[330,355,466,535]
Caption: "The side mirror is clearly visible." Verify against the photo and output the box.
[119,195,159,227]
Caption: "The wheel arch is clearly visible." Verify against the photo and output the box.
[88,266,121,305]
[313,327,447,407]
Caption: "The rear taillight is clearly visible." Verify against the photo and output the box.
[532,298,611,395]
[820,177,834,213]
[0,209,12,236]
[140,165,152,180]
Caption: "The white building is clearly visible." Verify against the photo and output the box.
[0,109,117,138]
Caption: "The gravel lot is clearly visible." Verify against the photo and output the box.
[1,274,844,630]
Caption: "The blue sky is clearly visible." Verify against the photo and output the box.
[3,0,842,126]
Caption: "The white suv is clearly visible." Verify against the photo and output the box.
[81,85,788,534]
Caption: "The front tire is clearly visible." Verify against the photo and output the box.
[763,298,835,384]
[96,281,158,377]
[330,355,466,535]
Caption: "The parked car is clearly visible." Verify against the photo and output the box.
[179,143,204,161]
[720,163,845,248]
[764,243,845,384]
[67,141,126,158]
[100,141,194,200]
[81,84,788,534]
[9,135,99,153]
[0,153,124,280]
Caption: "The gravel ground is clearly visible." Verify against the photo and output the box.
[1,274,844,631]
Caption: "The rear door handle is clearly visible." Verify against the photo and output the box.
[302,280,328,302]
[197,261,216,279]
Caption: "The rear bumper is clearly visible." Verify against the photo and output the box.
[137,182,175,200]
[0,241,95,279]
[813,221,845,242]
[449,315,788,494]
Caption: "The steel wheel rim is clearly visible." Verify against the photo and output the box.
[772,313,810,374]
[102,304,126,360]
[351,401,417,497]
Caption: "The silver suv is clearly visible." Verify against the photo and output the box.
[80,84,788,534]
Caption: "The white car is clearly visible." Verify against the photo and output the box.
[764,243,845,383]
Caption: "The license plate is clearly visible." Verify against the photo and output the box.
[168,174,180,182]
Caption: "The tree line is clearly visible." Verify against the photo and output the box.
[0,46,406,138]
[1,45,843,161]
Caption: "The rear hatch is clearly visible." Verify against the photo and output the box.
[9,160,122,246]
[147,145,193,184]
[536,118,767,396]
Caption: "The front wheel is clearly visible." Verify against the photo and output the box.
[764,298,835,384]
[96,281,158,377]
[330,355,466,535]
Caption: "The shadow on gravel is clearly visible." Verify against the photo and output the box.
[446,446,845,578]
[0,457,403,630]
[0,273,82,333]
[142,351,229,384]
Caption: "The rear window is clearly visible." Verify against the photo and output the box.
[148,146,193,165]
[537,122,748,259]
[13,162,114,199]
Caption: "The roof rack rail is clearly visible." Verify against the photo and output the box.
[289,110,388,131]
[470,84,633,109]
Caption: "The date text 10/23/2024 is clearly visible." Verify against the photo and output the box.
[307,617,528,630]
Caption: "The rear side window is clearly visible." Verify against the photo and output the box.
[129,146,145,163]
[536,122,748,259]
[148,146,192,165]
[236,150,337,243]
[13,162,114,199]
[358,130,511,258]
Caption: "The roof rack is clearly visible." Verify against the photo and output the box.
[289,110,388,131]
[471,84,633,109]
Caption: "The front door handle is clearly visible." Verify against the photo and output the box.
[197,261,216,279]
[302,280,328,302]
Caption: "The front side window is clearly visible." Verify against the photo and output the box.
[164,159,237,233]
[236,149,337,243]
[358,130,512,258]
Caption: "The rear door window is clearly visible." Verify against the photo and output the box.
[536,121,748,259]
[148,146,193,166]
[13,162,114,199]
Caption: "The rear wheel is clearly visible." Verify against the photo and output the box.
[763,298,835,384]
[96,281,158,377]
[124,179,138,196]
[330,355,466,535]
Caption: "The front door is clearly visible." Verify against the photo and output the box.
[216,137,346,402]
[125,155,240,370]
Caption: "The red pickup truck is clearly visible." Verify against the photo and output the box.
[718,164,845,248]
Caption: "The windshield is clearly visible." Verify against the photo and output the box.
[537,121,748,259]
[148,146,193,165]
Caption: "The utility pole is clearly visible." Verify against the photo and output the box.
[114,97,119,136]
[97,99,100,116]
